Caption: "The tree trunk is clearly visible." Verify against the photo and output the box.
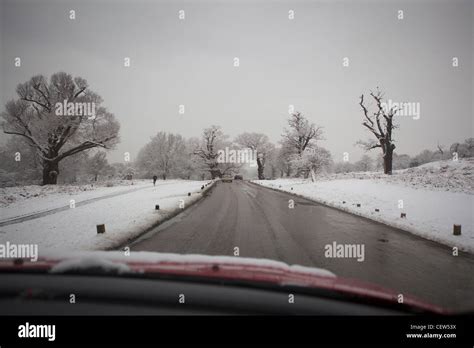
[383,144,395,175]
[257,156,265,180]
[42,160,59,185]
[310,168,316,182]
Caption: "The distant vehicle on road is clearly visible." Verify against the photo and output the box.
[234,175,243,180]
[221,175,233,183]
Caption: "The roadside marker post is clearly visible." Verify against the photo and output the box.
[453,224,461,236]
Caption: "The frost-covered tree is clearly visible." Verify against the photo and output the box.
[1,72,120,185]
[450,138,474,158]
[354,154,373,172]
[333,161,356,174]
[263,146,279,179]
[392,153,411,170]
[235,132,274,179]
[289,146,332,181]
[193,126,240,179]
[281,112,324,177]
[110,162,131,180]
[282,112,323,155]
[174,137,201,180]
[59,151,89,183]
[136,132,187,180]
[411,150,435,167]
[86,151,111,181]
[0,136,42,186]
[464,138,474,156]
[192,126,223,179]
[274,145,294,177]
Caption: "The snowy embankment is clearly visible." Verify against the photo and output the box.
[253,159,474,254]
[0,179,213,251]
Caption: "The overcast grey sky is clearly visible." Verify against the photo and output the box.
[0,0,472,163]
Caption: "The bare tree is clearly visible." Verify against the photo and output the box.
[357,88,397,175]
[1,72,120,184]
[436,142,444,155]
[234,132,273,179]
[193,126,222,179]
[193,125,240,178]
[282,112,324,155]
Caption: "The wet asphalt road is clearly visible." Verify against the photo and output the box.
[131,180,474,311]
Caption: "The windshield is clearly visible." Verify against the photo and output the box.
[0,0,473,335]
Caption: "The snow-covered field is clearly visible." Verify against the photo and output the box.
[0,180,213,251]
[318,158,474,194]
[0,180,151,220]
[253,159,474,254]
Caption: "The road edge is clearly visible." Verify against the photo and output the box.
[111,180,218,251]
[248,180,473,256]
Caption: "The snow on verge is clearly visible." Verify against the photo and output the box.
[0,180,215,251]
